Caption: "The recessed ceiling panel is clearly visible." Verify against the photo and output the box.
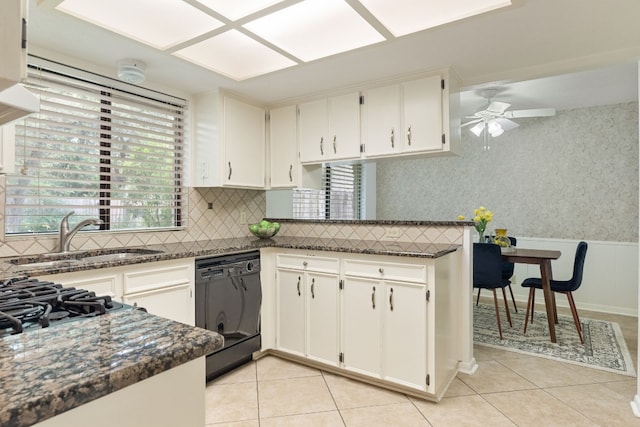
[243,0,385,62]
[56,0,224,50]
[359,0,512,37]
[195,0,285,20]
[173,30,298,81]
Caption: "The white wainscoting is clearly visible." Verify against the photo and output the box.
[508,238,638,316]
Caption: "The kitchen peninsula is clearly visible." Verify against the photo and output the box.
[0,219,475,425]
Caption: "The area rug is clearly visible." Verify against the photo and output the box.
[473,303,636,377]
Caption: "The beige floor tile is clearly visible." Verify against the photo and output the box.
[483,389,599,427]
[257,355,321,381]
[545,382,640,426]
[498,354,612,388]
[260,411,345,427]
[457,360,537,394]
[205,382,258,424]
[340,402,429,427]
[473,344,528,362]
[322,372,408,409]
[209,361,257,385]
[412,394,516,427]
[443,377,477,398]
[206,421,259,427]
[258,376,337,418]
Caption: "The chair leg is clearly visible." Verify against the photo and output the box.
[476,288,481,306]
[565,291,584,344]
[530,288,535,323]
[501,287,513,327]
[492,289,503,340]
[507,284,518,313]
[524,287,535,334]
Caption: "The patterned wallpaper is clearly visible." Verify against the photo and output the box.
[376,102,639,242]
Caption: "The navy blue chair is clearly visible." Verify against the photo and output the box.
[473,243,513,339]
[476,237,518,313]
[521,241,588,344]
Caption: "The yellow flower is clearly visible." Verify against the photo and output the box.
[473,215,481,222]
[457,215,465,220]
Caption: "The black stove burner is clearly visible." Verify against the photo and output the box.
[0,277,124,338]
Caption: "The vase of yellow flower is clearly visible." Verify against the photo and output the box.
[458,206,493,242]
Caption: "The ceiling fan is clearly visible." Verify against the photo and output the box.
[462,89,556,148]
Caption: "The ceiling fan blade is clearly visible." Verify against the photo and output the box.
[504,108,556,118]
[461,118,483,127]
[486,101,510,114]
[494,117,519,131]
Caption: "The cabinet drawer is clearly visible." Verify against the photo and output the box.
[343,259,426,283]
[123,261,193,294]
[39,271,120,300]
[276,254,339,273]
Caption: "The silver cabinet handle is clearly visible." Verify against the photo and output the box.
[296,276,301,296]
[333,135,337,154]
[389,287,394,311]
[407,126,412,146]
[390,128,395,148]
[320,137,324,155]
[228,161,232,180]
[379,267,384,275]
[311,278,315,299]
[372,286,376,309]
[289,164,293,182]
[303,261,308,267]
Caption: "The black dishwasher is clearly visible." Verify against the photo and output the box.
[195,251,261,380]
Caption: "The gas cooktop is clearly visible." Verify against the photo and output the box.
[0,277,125,338]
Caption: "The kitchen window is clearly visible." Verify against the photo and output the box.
[292,164,362,220]
[5,58,186,234]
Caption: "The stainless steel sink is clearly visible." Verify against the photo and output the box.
[81,251,159,263]
[9,248,164,268]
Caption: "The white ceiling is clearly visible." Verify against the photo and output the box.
[29,0,640,112]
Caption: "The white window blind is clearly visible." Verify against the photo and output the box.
[293,164,362,220]
[5,62,186,234]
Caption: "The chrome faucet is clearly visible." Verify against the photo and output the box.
[58,211,103,253]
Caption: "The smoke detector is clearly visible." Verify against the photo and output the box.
[117,59,146,84]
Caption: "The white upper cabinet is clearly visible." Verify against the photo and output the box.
[0,0,27,91]
[401,75,444,153]
[361,70,460,158]
[193,91,266,189]
[360,84,402,157]
[298,92,360,164]
[269,105,298,188]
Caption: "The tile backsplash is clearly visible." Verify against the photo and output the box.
[0,184,266,257]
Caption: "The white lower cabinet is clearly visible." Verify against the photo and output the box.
[37,258,195,326]
[264,248,459,401]
[343,259,429,391]
[276,253,340,366]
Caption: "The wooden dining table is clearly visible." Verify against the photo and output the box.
[501,248,562,343]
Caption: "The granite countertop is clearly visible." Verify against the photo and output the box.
[0,237,461,279]
[0,307,223,427]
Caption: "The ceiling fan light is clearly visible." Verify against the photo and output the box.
[470,122,485,137]
[487,120,503,137]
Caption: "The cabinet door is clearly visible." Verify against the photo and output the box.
[327,92,361,160]
[306,272,340,366]
[402,75,443,153]
[298,98,327,163]
[123,283,193,326]
[223,97,265,188]
[276,269,305,355]
[269,105,298,188]
[342,276,383,378]
[0,0,27,91]
[361,85,401,157]
[384,281,428,390]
